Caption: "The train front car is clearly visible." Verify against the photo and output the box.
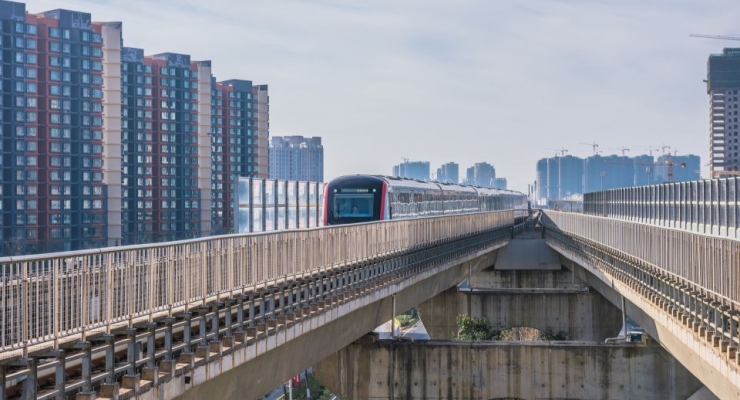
[325,175,387,225]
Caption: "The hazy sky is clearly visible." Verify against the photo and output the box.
[28,0,740,191]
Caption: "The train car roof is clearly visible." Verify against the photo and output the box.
[329,175,527,197]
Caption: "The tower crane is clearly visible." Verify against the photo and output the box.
[544,148,569,157]
[605,153,686,183]
[633,145,661,157]
[689,34,740,41]
[602,147,630,156]
[578,142,599,155]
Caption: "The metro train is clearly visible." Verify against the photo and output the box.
[323,175,530,226]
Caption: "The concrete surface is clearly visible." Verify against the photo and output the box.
[170,244,504,400]
[494,238,561,270]
[316,339,702,400]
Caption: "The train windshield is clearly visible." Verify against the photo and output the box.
[333,190,375,218]
[326,176,384,225]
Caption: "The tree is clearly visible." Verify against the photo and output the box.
[454,314,500,340]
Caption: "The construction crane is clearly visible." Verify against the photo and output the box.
[578,142,599,155]
[633,145,661,157]
[606,153,687,183]
[544,148,569,157]
[689,34,740,41]
[602,147,630,156]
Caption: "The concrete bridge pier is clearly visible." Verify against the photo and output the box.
[417,268,624,341]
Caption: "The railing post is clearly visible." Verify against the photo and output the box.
[164,317,176,361]
[17,358,36,400]
[125,328,139,376]
[76,341,93,396]
[224,298,236,336]
[146,322,157,368]
[53,350,66,400]
[235,294,246,332]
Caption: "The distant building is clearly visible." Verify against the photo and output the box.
[269,136,324,182]
[436,162,459,184]
[632,155,655,186]
[707,48,740,174]
[584,155,633,192]
[536,158,548,201]
[465,162,496,187]
[393,161,430,181]
[546,158,560,200]
[493,178,507,190]
[0,0,270,254]
[558,155,584,199]
[654,155,700,183]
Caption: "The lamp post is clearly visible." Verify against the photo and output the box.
[600,171,606,191]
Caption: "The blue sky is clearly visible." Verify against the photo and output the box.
[28,0,740,191]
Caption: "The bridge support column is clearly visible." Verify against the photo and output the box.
[235,295,247,332]
[713,302,725,347]
[195,306,211,363]
[15,358,37,400]
[76,342,94,396]
[247,293,256,327]
[281,284,290,315]
[125,328,139,376]
[93,334,119,398]
[92,334,116,384]
[223,298,236,337]
[182,312,193,352]
[211,302,223,340]
[158,317,177,380]
[729,311,739,360]
[146,322,157,368]
[40,349,66,400]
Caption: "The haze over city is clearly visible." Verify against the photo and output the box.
[28,0,740,190]
[26,0,740,191]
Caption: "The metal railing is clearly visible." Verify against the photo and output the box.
[584,177,740,238]
[542,211,740,309]
[0,211,513,361]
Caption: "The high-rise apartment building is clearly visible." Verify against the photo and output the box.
[584,155,633,192]
[707,48,740,174]
[392,160,429,181]
[436,162,459,183]
[0,5,110,253]
[210,79,266,234]
[546,158,560,200]
[535,158,548,201]
[0,0,268,254]
[558,155,584,199]
[632,155,654,186]
[269,136,324,182]
[654,154,700,183]
[493,178,507,190]
[536,153,701,201]
[253,85,269,178]
[465,162,496,187]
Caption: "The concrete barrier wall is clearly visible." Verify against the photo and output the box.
[316,340,703,400]
[470,268,577,289]
[418,270,622,341]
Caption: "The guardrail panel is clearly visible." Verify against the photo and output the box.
[0,210,514,359]
[543,210,739,309]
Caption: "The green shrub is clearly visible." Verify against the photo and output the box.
[540,327,568,341]
[454,314,501,340]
